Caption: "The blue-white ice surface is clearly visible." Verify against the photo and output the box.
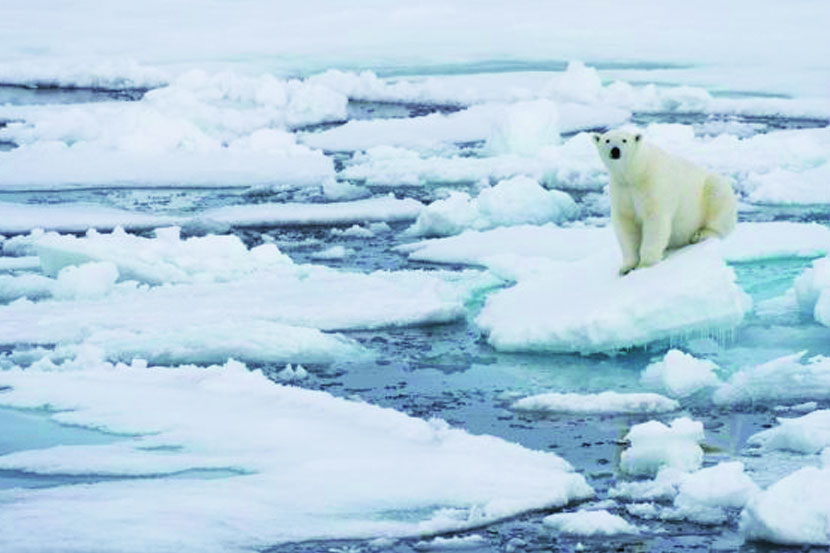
[2,3,830,549]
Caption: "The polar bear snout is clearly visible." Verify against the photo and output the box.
[610,147,621,160]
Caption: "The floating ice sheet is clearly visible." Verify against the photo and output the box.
[402,222,830,269]
[0,261,500,348]
[0,360,593,552]
[511,391,678,415]
[476,244,750,354]
[542,510,640,536]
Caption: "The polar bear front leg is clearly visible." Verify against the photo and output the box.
[637,215,672,268]
[612,213,640,275]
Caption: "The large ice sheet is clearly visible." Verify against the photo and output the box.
[401,222,830,269]
[476,244,750,354]
[0,262,500,347]
[0,360,593,552]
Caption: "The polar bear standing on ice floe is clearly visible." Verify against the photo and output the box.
[593,130,737,275]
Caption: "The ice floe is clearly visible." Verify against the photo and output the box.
[0,360,593,552]
[401,222,830,269]
[713,351,830,406]
[620,418,705,477]
[476,244,750,354]
[640,349,721,398]
[620,462,759,525]
[794,255,830,326]
[511,391,678,415]
[406,176,578,238]
[0,258,499,362]
[741,461,830,546]
[542,510,640,536]
[747,410,830,455]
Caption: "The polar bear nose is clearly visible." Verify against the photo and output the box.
[610,147,621,159]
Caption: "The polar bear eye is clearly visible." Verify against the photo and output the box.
[622,139,627,143]
[605,139,610,144]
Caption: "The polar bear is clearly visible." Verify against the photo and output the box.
[593,129,737,275]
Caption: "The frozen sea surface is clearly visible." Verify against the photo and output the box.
[2,43,830,553]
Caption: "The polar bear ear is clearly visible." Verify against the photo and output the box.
[592,133,601,143]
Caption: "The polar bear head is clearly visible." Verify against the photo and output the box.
[592,130,642,172]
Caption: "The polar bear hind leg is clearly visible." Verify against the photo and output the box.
[691,175,737,243]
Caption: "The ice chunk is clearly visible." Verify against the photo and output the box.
[620,418,705,477]
[413,535,487,551]
[477,244,750,354]
[485,99,561,156]
[310,245,352,260]
[713,351,830,406]
[406,176,577,238]
[0,273,55,302]
[640,349,721,398]
[615,463,758,526]
[542,510,639,536]
[747,410,830,454]
[0,361,592,552]
[794,255,830,326]
[512,391,678,415]
[52,261,119,300]
[671,462,759,524]
[740,465,830,546]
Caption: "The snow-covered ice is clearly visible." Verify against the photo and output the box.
[406,176,578,238]
[0,361,593,552]
[794,255,830,326]
[713,352,830,406]
[620,418,705,477]
[477,243,750,354]
[542,510,640,536]
[747,410,830,455]
[741,462,830,546]
[640,349,721,398]
[512,391,678,415]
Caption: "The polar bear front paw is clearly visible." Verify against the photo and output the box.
[691,228,718,244]
[619,262,637,276]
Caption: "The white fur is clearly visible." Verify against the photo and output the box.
[593,130,737,274]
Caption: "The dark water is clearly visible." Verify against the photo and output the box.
[1,83,830,553]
